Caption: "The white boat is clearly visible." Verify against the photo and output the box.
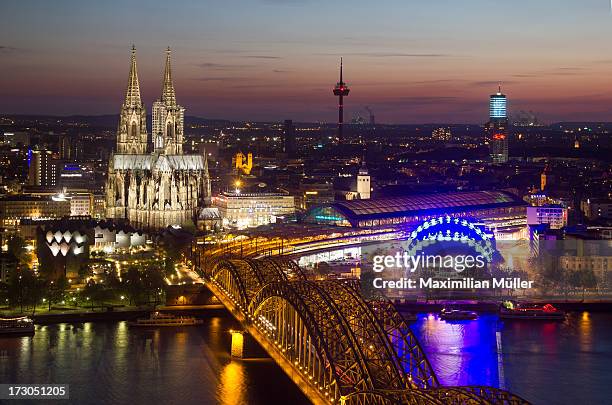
[0,316,35,335]
[129,312,203,327]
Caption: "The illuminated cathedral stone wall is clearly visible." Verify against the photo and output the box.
[106,47,211,229]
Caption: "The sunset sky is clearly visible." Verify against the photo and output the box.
[2,0,612,123]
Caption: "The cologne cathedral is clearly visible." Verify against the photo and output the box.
[106,47,211,229]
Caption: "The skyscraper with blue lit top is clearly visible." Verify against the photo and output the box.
[486,86,509,163]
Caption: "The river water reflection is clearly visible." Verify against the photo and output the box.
[410,312,612,405]
[1,312,610,404]
[0,316,310,405]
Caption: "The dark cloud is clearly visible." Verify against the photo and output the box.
[244,55,282,59]
[231,83,287,89]
[512,67,586,78]
[192,77,248,82]
[272,69,290,73]
[196,62,254,70]
[0,46,18,53]
[412,79,461,85]
[320,52,454,58]
[470,80,518,87]
[384,96,459,106]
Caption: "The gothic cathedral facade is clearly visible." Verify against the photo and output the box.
[106,47,211,229]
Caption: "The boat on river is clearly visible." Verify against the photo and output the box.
[499,301,565,320]
[129,312,203,327]
[0,316,35,336]
[439,308,478,321]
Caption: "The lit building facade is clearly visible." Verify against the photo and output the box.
[28,149,58,187]
[36,218,148,278]
[106,47,211,229]
[485,87,509,163]
[213,191,295,229]
[233,152,253,175]
[527,205,568,229]
[297,180,335,211]
[356,163,371,200]
[0,195,71,228]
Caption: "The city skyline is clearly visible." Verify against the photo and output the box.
[3,1,612,123]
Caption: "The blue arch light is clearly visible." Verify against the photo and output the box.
[407,216,496,261]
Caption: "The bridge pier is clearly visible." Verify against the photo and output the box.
[230,329,267,359]
[230,330,246,358]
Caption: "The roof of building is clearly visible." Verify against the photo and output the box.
[112,154,207,171]
[307,190,526,224]
[198,207,221,220]
[0,195,58,202]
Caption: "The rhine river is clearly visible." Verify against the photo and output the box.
[1,312,611,405]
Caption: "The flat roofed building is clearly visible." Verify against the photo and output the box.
[213,191,295,229]
[304,190,527,230]
[0,195,71,228]
[527,205,568,230]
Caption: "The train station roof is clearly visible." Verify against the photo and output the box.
[305,190,526,227]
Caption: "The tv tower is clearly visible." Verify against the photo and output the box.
[333,57,350,142]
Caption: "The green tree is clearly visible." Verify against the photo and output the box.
[81,282,110,309]
[23,274,46,316]
[46,277,69,311]
[123,266,144,305]
[142,265,166,308]
[7,268,37,312]
[0,283,8,307]
[7,235,29,265]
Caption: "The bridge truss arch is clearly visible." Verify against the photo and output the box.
[199,256,530,405]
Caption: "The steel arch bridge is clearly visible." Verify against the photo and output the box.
[197,256,530,405]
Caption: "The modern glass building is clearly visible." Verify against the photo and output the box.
[489,92,507,120]
[487,87,509,163]
[303,190,526,231]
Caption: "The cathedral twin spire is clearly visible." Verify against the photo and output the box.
[124,45,142,108]
[118,46,182,155]
[123,45,176,108]
[162,47,177,106]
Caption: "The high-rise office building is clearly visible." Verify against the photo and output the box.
[59,135,83,161]
[485,86,509,163]
[59,135,72,160]
[28,149,58,187]
[283,119,297,157]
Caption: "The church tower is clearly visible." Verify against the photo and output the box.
[107,46,211,230]
[116,46,148,154]
[357,161,371,200]
[152,47,185,155]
